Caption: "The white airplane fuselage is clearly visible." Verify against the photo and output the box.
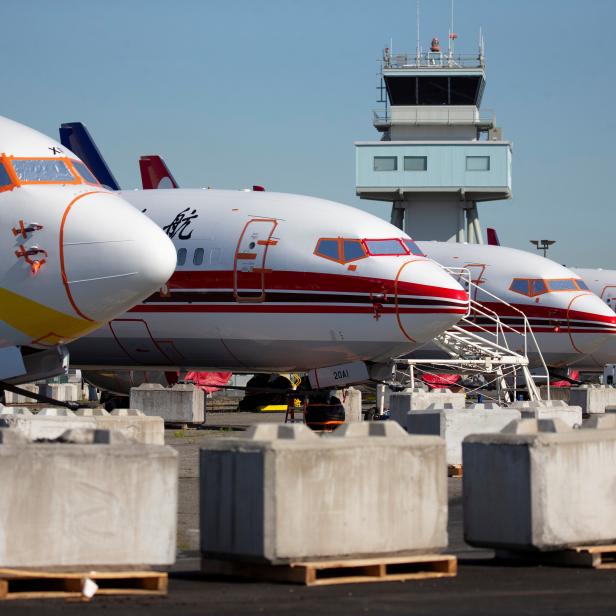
[416,243,616,368]
[569,267,616,370]
[0,116,177,381]
[68,189,469,372]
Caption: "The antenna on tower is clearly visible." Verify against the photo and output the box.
[416,0,421,64]
[479,27,485,66]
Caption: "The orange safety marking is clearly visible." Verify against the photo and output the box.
[236,252,257,260]
[347,264,357,271]
[1,153,19,191]
[393,260,422,343]
[59,191,106,322]
[257,239,278,246]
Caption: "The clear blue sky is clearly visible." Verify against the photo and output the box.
[1,0,613,267]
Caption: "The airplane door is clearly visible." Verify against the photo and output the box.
[462,264,487,301]
[601,286,616,313]
[234,218,278,302]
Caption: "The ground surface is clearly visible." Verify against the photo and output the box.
[3,412,616,615]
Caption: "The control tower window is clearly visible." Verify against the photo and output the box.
[421,77,449,105]
[404,156,427,171]
[374,156,397,172]
[466,156,490,171]
[12,159,75,183]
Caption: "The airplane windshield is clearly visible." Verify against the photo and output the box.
[12,159,75,183]
[363,239,407,256]
[71,160,99,185]
[510,277,588,297]
[547,279,577,292]
[403,239,425,256]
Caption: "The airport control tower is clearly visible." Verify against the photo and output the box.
[355,37,511,243]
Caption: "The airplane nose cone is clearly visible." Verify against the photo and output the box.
[394,259,469,344]
[60,191,176,322]
[567,293,616,355]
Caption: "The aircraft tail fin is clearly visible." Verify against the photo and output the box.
[139,155,179,189]
[486,227,501,246]
[59,122,121,191]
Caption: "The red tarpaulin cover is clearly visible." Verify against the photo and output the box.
[182,371,232,394]
[422,373,462,390]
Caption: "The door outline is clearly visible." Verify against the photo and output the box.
[108,318,175,364]
[601,285,616,312]
[233,218,278,303]
[462,263,487,301]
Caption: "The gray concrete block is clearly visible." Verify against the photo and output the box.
[335,387,363,422]
[581,414,616,430]
[569,386,616,414]
[463,419,616,550]
[200,421,447,563]
[4,383,38,404]
[130,384,204,424]
[0,434,178,567]
[511,400,582,428]
[389,388,465,428]
[0,408,96,441]
[540,386,570,403]
[407,404,522,465]
[74,408,165,445]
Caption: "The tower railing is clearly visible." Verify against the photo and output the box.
[383,52,484,70]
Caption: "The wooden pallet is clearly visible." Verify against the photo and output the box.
[496,545,616,569]
[0,568,167,601]
[201,554,457,586]
[448,464,463,478]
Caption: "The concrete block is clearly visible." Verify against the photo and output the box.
[0,428,28,445]
[3,383,38,404]
[130,383,204,424]
[200,421,447,563]
[335,387,363,422]
[75,408,164,445]
[389,388,465,428]
[407,403,521,465]
[463,419,616,550]
[0,407,96,441]
[569,385,616,415]
[511,400,582,428]
[581,414,616,430]
[0,433,178,567]
[540,385,570,403]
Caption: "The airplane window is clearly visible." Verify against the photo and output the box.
[575,280,589,291]
[0,163,11,188]
[343,240,366,262]
[510,279,530,296]
[547,279,577,292]
[530,279,547,296]
[403,239,425,256]
[315,239,340,261]
[71,160,99,185]
[177,248,187,266]
[11,159,75,183]
[364,239,407,256]
[193,248,204,266]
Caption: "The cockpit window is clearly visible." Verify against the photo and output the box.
[12,159,75,183]
[403,239,425,256]
[0,162,11,190]
[314,238,367,264]
[547,279,577,292]
[575,279,589,291]
[363,239,407,256]
[71,160,99,185]
[315,239,340,261]
[510,277,584,297]
[343,240,366,262]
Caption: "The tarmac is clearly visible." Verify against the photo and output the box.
[3,412,616,615]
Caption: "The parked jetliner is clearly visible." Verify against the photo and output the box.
[567,268,616,370]
[67,188,469,373]
[417,242,616,368]
[0,116,176,383]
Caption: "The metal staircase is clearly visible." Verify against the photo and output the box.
[391,268,549,403]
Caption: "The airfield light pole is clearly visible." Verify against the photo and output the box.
[530,239,555,258]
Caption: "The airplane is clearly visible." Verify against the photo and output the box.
[416,242,616,369]
[134,156,616,373]
[59,124,470,385]
[0,115,177,385]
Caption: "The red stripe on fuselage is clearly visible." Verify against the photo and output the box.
[481,301,616,326]
[168,270,468,301]
[129,305,468,315]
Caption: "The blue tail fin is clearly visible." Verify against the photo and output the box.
[59,122,121,191]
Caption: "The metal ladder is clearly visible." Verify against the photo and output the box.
[392,269,549,403]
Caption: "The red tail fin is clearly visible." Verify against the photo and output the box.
[486,228,501,246]
[139,155,179,189]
